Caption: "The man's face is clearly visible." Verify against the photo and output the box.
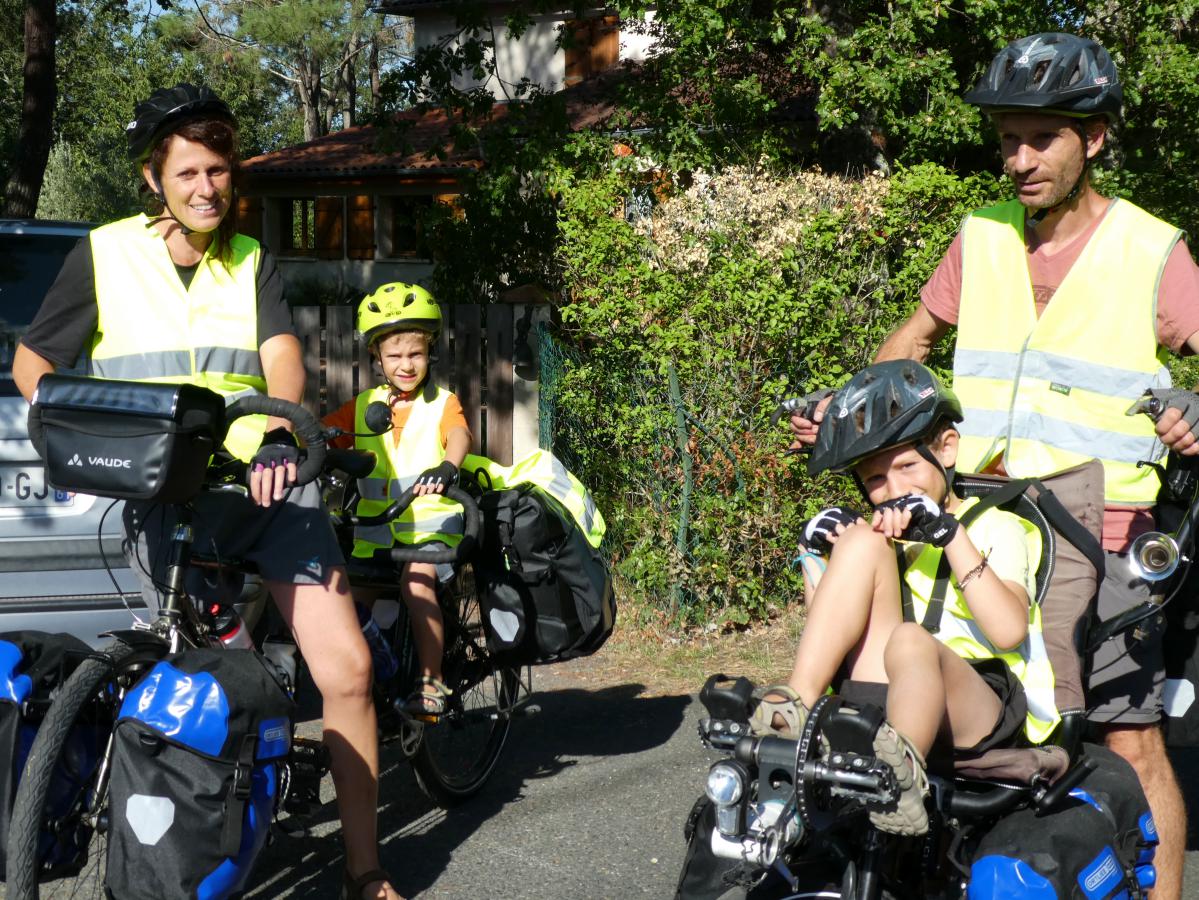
[995,112,1104,211]
[142,135,233,234]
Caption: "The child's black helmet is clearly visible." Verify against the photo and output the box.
[965,33,1121,122]
[808,361,962,476]
[126,83,236,163]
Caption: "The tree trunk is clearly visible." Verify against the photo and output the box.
[370,36,381,115]
[2,0,56,218]
[296,54,323,141]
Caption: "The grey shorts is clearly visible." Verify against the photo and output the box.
[1086,550,1166,725]
[122,480,346,614]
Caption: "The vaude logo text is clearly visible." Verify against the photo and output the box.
[86,456,132,469]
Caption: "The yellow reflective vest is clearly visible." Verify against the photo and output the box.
[904,497,1059,744]
[460,450,606,548]
[954,199,1179,506]
[352,383,465,557]
[89,214,268,461]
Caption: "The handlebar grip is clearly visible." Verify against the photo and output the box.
[351,485,479,565]
[225,395,327,485]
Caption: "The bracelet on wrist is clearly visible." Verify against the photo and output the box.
[957,552,989,589]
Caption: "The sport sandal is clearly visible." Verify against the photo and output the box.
[867,722,929,836]
[342,867,402,900]
[748,685,809,739]
[401,675,452,723]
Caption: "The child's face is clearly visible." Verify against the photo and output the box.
[374,330,430,393]
[855,431,958,506]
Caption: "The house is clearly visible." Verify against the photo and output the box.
[237,3,652,299]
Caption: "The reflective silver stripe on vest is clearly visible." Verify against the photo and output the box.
[959,407,1159,465]
[390,512,464,534]
[91,350,192,379]
[956,348,1170,400]
[223,386,261,405]
[389,476,420,494]
[355,524,394,546]
[195,346,264,378]
[357,476,420,501]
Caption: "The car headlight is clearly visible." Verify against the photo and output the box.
[705,761,746,806]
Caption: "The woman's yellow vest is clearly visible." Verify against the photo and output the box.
[89,214,268,461]
[903,497,1058,744]
[954,198,1179,506]
[351,383,465,557]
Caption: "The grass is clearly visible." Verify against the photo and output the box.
[547,599,808,697]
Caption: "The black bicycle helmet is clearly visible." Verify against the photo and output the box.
[965,33,1121,122]
[808,361,963,477]
[126,83,236,163]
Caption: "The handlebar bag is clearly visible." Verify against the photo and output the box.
[0,631,99,880]
[474,485,616,665]
[104,648,294,900]
[31,375,227,503]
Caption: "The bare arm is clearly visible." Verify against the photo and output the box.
[12,343,55,402]
[443,424,471,469]
[259,333,306,432]
[873,304,952,364]
[942,529,1030,651]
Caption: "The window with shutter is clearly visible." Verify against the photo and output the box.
[347,195,375,260]
[564,16,619,87]
[315,196,345,259]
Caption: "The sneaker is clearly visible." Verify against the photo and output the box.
[867,722,929,836]
[748,685,809,739]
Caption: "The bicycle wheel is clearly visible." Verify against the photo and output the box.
[412,561,521,805]
[6,638,166,900]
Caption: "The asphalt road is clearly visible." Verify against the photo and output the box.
[7,668,1199,898]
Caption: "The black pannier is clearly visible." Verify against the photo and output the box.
[0,631,99,879]
[475,486,616,665]
[28,374,226,503]
[104,648,294,900]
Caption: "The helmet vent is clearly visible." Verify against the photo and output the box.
[853,408,867,435]
[368,302,380,312]
[1032,60,1051,84]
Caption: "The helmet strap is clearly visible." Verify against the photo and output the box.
[914,442,954,506]
[143,171,194,236]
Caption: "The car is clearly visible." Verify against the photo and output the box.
[0,218,154,644]
[0,218,274,647]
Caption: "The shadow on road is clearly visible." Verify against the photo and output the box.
[249,681,691,897]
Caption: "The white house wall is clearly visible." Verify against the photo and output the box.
[414,14,566,98]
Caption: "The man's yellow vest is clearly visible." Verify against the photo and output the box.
[904,497,1059,744]
[460,451,606,549]
[89,215,268,461]
[954,198,1180,506]
[352,383,465,557]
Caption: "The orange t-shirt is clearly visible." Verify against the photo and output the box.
[921,203,1199,552]
[322,388,470,453]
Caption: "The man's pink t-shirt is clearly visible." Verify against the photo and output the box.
[922,202,1199,552]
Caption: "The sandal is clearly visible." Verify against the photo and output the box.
[401,675,452,723]
[867,721,929,837]
[342,867,402,900]
[748,685,809,739]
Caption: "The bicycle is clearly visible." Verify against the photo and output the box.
[5,375,523,898]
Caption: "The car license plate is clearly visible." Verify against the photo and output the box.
[0,465,73,507]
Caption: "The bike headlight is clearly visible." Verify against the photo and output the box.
[705,761,746,806]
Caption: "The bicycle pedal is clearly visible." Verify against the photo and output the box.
[513,703,541,718]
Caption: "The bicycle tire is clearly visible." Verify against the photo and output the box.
[411,561,520,805]
[6,638,167,900]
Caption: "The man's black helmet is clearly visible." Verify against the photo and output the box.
[965,33,1121,122]
[126,83,236,163]
[808,361,963,476]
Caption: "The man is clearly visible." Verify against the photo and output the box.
[795,33,1199,897]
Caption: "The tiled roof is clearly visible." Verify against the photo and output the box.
[241,74,620,181]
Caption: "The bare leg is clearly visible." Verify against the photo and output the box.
[882,622,1002,756]
[401,561,444,682]
[271,570,403,900]
[1103,724,1185,900]
[786,523,904,707]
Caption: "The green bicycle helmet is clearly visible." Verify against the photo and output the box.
[357,282,442,346]
[808,360,962,477]
[965,33,1121,123]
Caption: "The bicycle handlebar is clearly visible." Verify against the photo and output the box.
[224,394,326,486]
[345,484,480,564]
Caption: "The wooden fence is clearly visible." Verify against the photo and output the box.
[293,303,536,465]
